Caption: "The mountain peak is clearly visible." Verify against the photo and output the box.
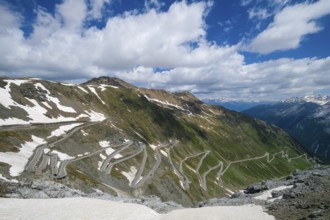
[282,97,305,104]
[283,95,330,106]
[303,94,330,106]
[82,76,134,89]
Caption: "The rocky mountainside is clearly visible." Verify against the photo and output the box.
[204,166,330,220]
[0,76,312,206]
[243,95,330,163]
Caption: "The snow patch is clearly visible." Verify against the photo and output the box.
[149,144,158,150]
[88,86,106,105]
[0,81,88,125]
[160,150,168,157]
[42,101,52,109]
[51,150,75,161]
[121,166,138,185]
[99,141,122,159]
[0,80,21,108]
[144,95,185,111]
[99,140,110,148]
[0,135,46,176]
[48,123,82,138]
[254,185,293,201]
[0,198,159,220]
[0,198,276,220]
[86,110,106,121]
[81,130,88,136]
[0,174,18,183]
[78,86,89,93]
[61,83,75,86]
[35,82,76,113]
[99,84,119,91]
[47,96,76,113]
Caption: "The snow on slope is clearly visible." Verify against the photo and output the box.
[0,80,107,125]
[0,80,30,108]
[51,150,75,160]
[144,95,185,111]
[87,110,107,121]
[88,86,106,105]
[0,174,18,183]
[47,123,82,138]
[0,136,46,176]
[121,166,138,185]
[77,86,88,93]
[99,141,122,158]
[0,198,275,220]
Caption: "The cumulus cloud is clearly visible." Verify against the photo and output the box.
[0,0,329,101]
[0,4,21,28]
[88,0,111,19]
[0,1,211,78]
[249,0,330,54]
[56,0,87,30]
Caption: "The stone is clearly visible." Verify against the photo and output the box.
[271,190,280,198]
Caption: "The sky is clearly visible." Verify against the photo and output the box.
[0,0,329,101]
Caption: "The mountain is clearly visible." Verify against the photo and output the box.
[203,99,273,112]
[243,95,330,162]
[0,77,312,206]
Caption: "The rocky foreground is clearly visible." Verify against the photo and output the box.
[1,166,330,219]
[204,166,330,220]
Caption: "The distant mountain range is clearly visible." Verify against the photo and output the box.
[0,76,312,206]
[243,95,330,162]
[203,99,273,112]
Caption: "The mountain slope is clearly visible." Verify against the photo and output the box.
[243,96,330,162]
[0,77,312,205]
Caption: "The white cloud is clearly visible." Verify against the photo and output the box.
[88,0,111,19]
[0,1,212,78]
[0,4,21,28]
[116,55,330,101]
[144,0,164,11]
[241,0,254,6]
[0,0,329,101]
[248,8,270,20]
[249,0,330,54]
[56,0,87,30]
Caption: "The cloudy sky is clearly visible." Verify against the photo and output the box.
[0,0,329,101]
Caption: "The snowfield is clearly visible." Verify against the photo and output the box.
[0,198,275,220]
[0,135,46,176]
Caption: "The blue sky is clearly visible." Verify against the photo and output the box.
[0,0,329,101]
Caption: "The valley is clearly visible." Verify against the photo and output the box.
[243,95,330,163]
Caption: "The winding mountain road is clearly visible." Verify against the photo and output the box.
[25,121,102,172]
[24,119,312,191]
[131,141,177,188]
[176,148,312,191]
[56,141,133,178]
